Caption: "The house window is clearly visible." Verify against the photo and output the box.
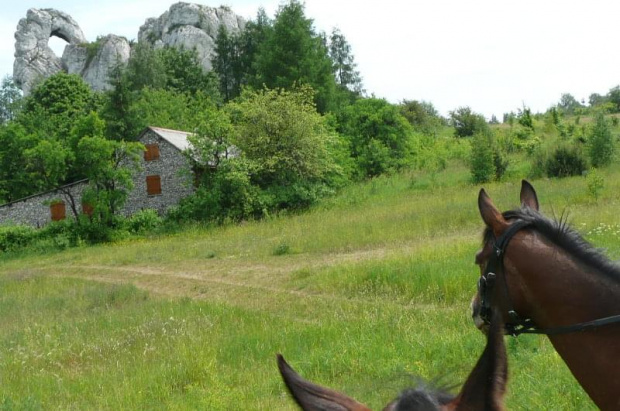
[50,202,66,221]
[146,175,162,195]
[144,144,160,161]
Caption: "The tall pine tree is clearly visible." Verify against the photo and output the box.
[253,1,336,113]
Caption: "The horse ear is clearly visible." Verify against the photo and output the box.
[448,310,508,411]
[520,180,539,211]
[277,354,372,411]
[478,189,508,237]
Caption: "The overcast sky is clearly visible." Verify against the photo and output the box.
[2,0,620,119]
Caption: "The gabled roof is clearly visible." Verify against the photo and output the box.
[140,126,194,151]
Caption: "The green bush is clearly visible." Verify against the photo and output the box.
[0,225,38,252]
[588,114,615,168]
[338,97,416,178]
[545,145,587,178]
[469,133,495,183]
[172,159,267,223]
[127,209,163,233]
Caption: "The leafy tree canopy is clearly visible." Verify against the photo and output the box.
[449,106,488,138]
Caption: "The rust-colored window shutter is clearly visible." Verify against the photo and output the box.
[146,175,162,195]
[144,144,160,161]
[50,202,66,221]
[82,202,94,216]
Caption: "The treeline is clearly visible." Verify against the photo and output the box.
[0,1,448,247]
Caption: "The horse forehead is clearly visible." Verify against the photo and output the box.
[390,389,445,411]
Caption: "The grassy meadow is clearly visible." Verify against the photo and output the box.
[3,161,620,410]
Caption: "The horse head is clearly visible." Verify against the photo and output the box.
[471,180,540,334]
[278,310,507,411]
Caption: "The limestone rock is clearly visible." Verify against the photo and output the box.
[13,3,245,94]
[13,8,86,95]
[63,35,131,92]
[139,2,245,71]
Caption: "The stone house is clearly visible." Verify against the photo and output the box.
[0,126,196,227]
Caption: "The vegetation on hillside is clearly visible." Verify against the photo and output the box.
[0,0,618,247]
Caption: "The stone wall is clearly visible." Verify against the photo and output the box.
[0,128,195,227]
[121,129,194,216]
[0,180,89,227]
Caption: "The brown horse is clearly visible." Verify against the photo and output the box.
[472,180,620,410]
[278,310,507,411]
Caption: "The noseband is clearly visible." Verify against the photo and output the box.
[479,219,620,336]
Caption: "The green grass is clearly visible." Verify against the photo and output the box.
[2,161,619,409]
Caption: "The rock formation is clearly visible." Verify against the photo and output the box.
[13,8,87,95]
[63,35,131,92]
[138,3,245,72]
[13,3,245,95]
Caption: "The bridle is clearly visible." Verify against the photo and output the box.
[478,219,620,336]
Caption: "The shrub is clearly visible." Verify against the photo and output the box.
[173,159,267,223]
[545,146,587,178]
[469,133,495,183]
[127,209,163,233]
[449,106,488,138]
[588,114,615,168]
[338,97,416,178]
[0,225,38,252]
[586,168,604,201]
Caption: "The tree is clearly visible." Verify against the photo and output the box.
[517,105,534,130]
[0,76,22,124]
[449,106,488,137]
[469,132,495,183]
[159,46,219,98]
[339,98,416,178]
[0,123,38,202]
[399,100,443,136]
[20,72,97,139]
[606,86,620,113]
[253,1,336,113]
[227,85,348,208]
[589,93,606,108]
[588,113,615,168]
[558,93,582,115]
[186,102,235,169]
[213,25,242,101]
[328,28,363,95]
[77,136,144,223]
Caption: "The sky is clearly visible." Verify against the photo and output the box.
[2,0,620,119]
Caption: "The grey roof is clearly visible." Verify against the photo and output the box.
[147,126,193,151]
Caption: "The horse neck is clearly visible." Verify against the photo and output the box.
[509,231,620,410]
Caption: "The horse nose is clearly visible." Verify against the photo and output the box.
[471,296,485,330]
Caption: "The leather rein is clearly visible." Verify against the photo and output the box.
[478,219,620,336]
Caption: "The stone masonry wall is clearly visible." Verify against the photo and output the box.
[0,129,195,227]
[0,180,89,227]
[121,129,194,216]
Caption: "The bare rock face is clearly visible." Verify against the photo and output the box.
[13,8,87,95]
[138,2,245,71]
[13,3,244,94]
[63,35,131,92]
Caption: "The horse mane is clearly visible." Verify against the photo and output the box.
[483,207,620,283]
[390,387,454,411]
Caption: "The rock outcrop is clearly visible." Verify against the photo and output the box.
[13,8,87,95]
[138,3,245,72]
[13,3,245,95]
[63,35,131,92]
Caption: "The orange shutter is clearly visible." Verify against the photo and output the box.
[82,202,94,216]
[50,202,66,221]
[146,175,162,195]
[144,144,160,161]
